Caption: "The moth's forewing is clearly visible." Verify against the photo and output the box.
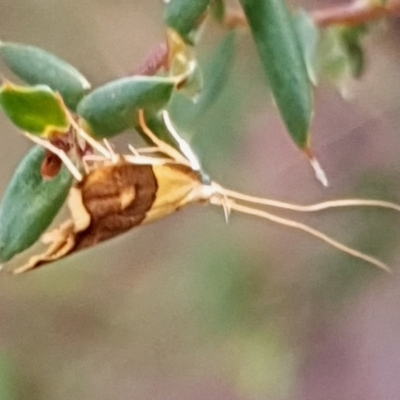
[13,161,209,273]
[74,163,157,250]
[144,163,205,223]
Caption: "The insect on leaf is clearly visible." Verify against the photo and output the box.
[0,146,72,263]
[0,42,90,110]
[76,76,175,138]
[9,112,400,274]
[239,0,313,148]
[13,161,209,273]
[0,83,70,137]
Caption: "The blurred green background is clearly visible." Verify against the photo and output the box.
[1,1,400,399]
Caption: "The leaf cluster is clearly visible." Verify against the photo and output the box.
[0,0,386,264]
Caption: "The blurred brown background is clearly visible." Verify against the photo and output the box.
[1,1,400,399]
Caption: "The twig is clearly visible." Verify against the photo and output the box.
[131,41,169,76]
[313,0,400,27]
[223,0,400,29]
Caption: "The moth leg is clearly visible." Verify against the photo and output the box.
[102,139,120,164]
[67,114,112,160]
[137,109,191,166]
[210,182,232,222]
[13,220,76,274]
[136,147,162,154]
[126,144,175,164]
[81,154,106,174]
[128,144,141,156]
[161,110,201,171]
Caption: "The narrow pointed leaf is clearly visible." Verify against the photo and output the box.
[178,63,203,101]
[294,10,319,86]
[317,25,367,90]
[239,0,313,148]
[167,28,201,100]
[194,30,236,114]
[339,25,367,78]
[0,83,69,136]
[317,28,349,84]
[164,0,211,44]
[0,42,90,110]
[77,76,174,138]
[0,146,72,262]
[169,30,236,125]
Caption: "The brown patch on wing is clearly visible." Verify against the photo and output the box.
[74,163,158,250]
[13,162,210,273]
[12,163,158,273]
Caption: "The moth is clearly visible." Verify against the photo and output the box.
[12,110,400,274]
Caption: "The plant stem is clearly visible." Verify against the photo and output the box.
[224,0,400,28]
[313,0,400,27]
[132,0,400,77]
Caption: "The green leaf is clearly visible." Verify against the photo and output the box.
[339,25,367,78]
[0,146,72,262]
[193,30,236,115]
[164,0,211,44]
[0,42,90,110]
[0,83,70,136]
[169,30,236,125]
[77,76,175,138]
[166,29,202,101]
[317,25,367,89]
[294,10,320,86]
[178,62,203,101]
[210,0,226,22]
[239,0,313,148]
[317,28,349,83]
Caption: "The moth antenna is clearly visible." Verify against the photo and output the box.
[137,109,191,166]
[138,146,167,154]
[102,139,119,163]
[128,145,177,158]
[81,154,110,173]
[162,110,201,171]
[128,144,140,156]
[123,154,174,165]
[211,182,232,222]
[221,188,400,213]
[67,114,111,160]
[81,154,108,162]
[209,196,392,272]
[24,132,83,181]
